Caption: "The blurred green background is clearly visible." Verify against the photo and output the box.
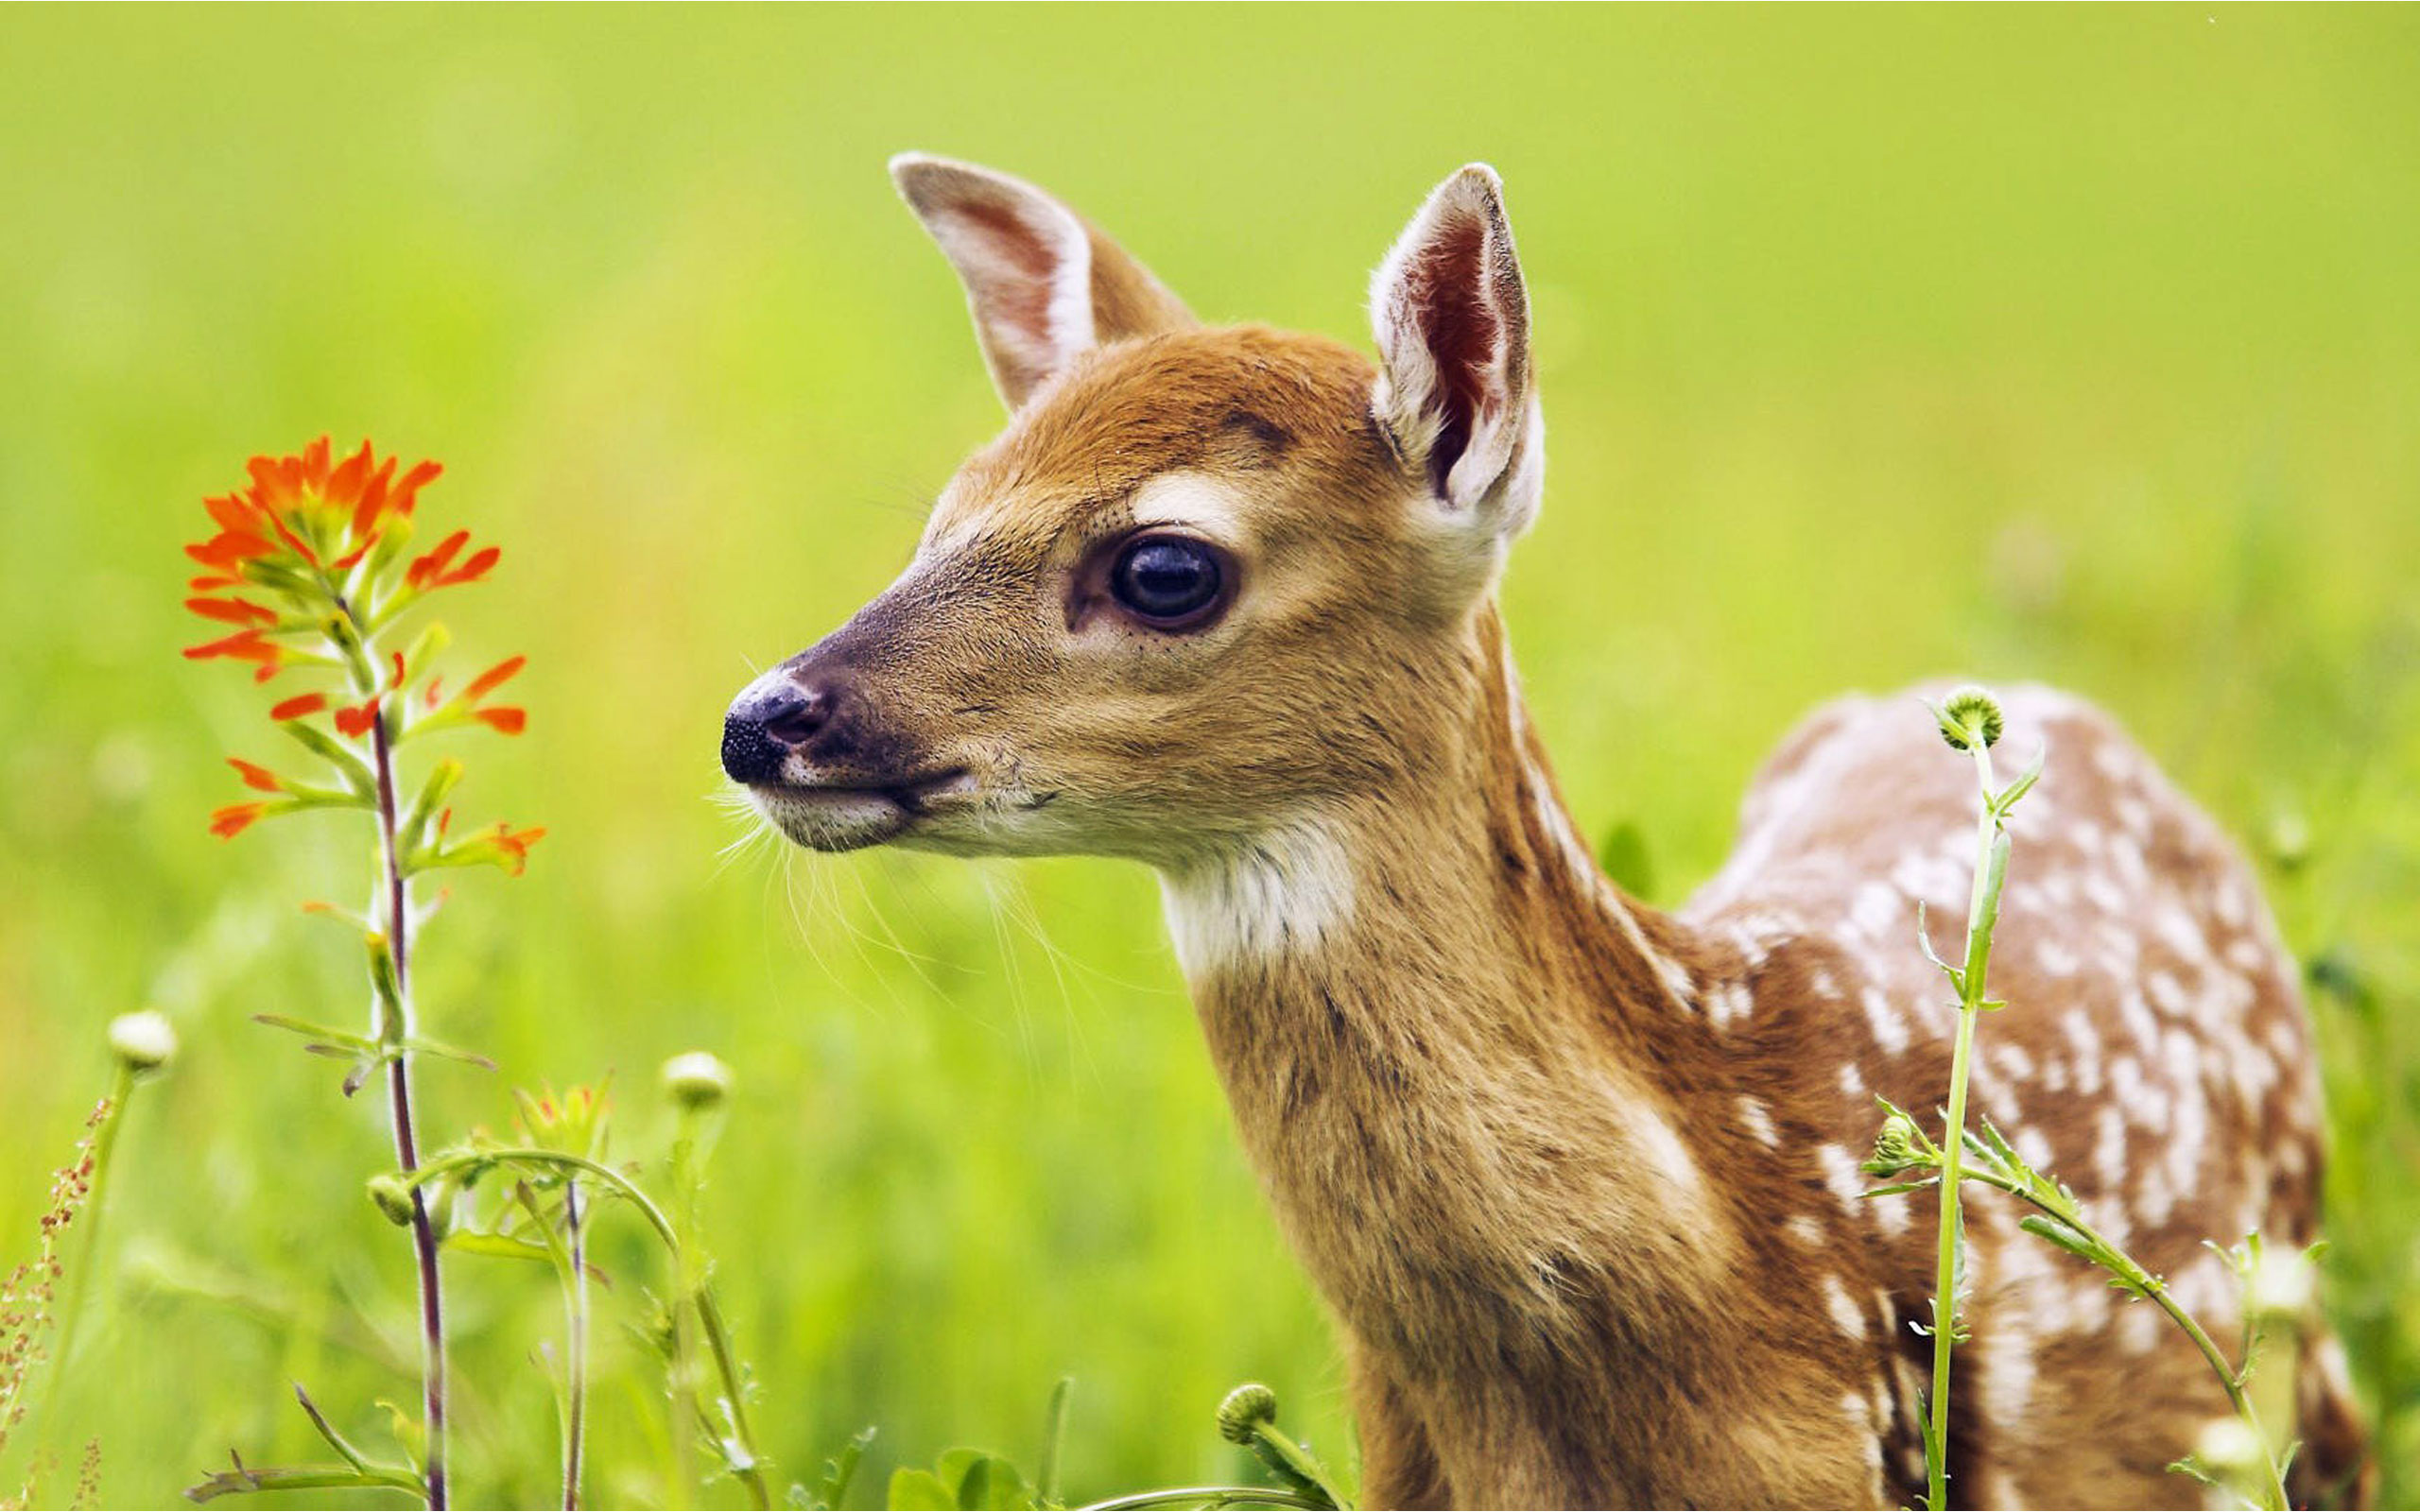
[2,5,2415,1505]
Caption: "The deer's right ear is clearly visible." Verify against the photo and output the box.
[1370,164,1544,544]
[890,153,1198,411]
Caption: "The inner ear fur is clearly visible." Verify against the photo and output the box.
[1369,163,1542,535]
[890,153,1198,410]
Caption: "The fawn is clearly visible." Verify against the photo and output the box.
[721,156,2365,1509]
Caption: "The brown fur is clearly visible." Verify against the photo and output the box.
[733,163,2367,1509]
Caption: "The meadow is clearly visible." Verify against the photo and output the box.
[1,6,2415,1505]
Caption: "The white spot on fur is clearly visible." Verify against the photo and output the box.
[1785,1213,1825,1247]
[1861,987,1911,1057]
[1629,1104,1708,1206]
[1160,820,1354,975]
[1823,1274,1867,1339]
[1819,1143,1867,1209]
[1839,1059,1868,1100]
[2063,1010,2107,1096]
[1980,1325,2039,1433]
[1706,980,1754,1031]
[2118,1298,2164,1354]
[1849,882,1901,940]
[2093,1102,2130,1194]
[1736,1095,1780,1147]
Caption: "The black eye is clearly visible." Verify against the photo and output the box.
[1109,536,1224,626]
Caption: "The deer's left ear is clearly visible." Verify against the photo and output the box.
[891,153,1199,412]
[1370,164,1544,541]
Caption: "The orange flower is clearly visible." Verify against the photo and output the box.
[182,438,446,611]
[270,692,328,722]
[334,696,382,739]
[182,627,286,682]
[227,758,284,794]
[458,656,528,735]
[209,802,268,839]
[492,824,546,875]
[185,596,277,627]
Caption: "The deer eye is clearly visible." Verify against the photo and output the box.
[1109,536,1224,627]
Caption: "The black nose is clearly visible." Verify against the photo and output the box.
[721,681,835,783]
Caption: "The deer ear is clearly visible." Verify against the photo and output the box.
[890,153,1198,411]
[1370,164,1544,538]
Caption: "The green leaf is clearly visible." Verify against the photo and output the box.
[958,1455,1033,1510]
[936,1449,986,1500]
[890,1468,956,1511]
[1037,1378,1073,1508]
[252,1013,377,1057]
[2019,1214,2101,1265]
[815,1427,876,1511]
[1993,742,2048,816]
[443,1230,559,1265]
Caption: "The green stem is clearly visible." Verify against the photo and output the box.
[187,1464,428,1502]
[368,684,448,1511]
[1078,1490,1326,1511]
[403,1148,769,1510]
[1925,741,2003,1511]
[562,1180,588,1512]
[1962,1165,2290,1510]
[668,1128,700,1510]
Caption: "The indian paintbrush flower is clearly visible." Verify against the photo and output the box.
[177,437,548,1510]
[181,438,542,878]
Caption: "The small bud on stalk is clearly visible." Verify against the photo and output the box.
[661,1051,734,1112]
[1216,1383,1279,1445]
[1934,686,2004,753]
[108,1010,179,1074]
[367,1173,417,1228]
[1864,1111,1928,1178]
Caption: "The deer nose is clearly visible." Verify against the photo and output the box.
[721,680,837,783]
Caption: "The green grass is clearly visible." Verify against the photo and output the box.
[1,5,2415,1504]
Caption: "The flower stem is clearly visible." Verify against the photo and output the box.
[370,700,448,1510]
[1958,1160,2292,1509]
[1925,739,2005,1511]
[562,1179,588,1512]
[404,1147,769,1510]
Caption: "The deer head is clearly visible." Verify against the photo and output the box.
[721,155,1545,874]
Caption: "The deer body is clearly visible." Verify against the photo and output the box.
[724,157,2363,1508]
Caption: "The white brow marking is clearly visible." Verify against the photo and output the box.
[1125,471,1253,544]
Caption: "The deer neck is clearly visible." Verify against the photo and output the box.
[1157,607,1738,1381]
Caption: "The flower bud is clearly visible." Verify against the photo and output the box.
[366,1173,417,1228]
[2243,1246,2316,1329]
[2193,1416,2267,1484]
[1936,687,2004,752]
[1863,1112,1927,1177]
[1217,1383,1278,1446]
[661,1051,733,1111]
[109,1011,179,1074]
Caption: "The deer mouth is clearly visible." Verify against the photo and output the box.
[748,768,977,851]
